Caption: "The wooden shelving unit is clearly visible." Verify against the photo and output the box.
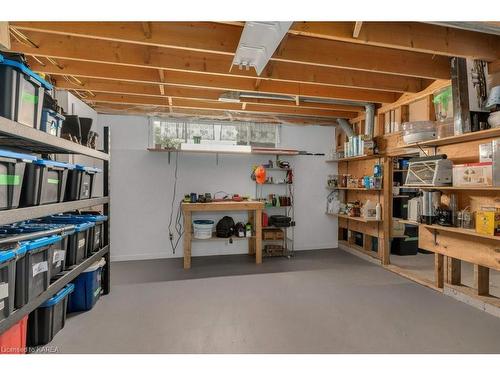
[325,154,384,163]
[403,185,500,191]
[328,213,381,223]
[420,224,500,242]
[326,186,382,191]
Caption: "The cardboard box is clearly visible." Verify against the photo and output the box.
[452,162,493,187]
[479,142,493,162]
[475,209,500,236]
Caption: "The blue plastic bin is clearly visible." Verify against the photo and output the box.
[0,249,16,320]
[0,149,37,210]
[68,258,105,313]
[40,108,65,137]
[27,283,74,347]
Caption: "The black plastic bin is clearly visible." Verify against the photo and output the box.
[27,283,74,347]
[0,247,17,320]
[65,164,101,201]
[0,54,52,128]
[391,237,419,256]
[26,236,64,282]
[21,159,74,207]
[0,149,37,210]
[65,222,94,267]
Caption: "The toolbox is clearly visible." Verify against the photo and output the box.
[0,149,37,210]
[0,248,16,320]
[21,159,74,206]
[68,258,105,313]
[0,53,52,129]
[27,283,74,347]
[65,164,102,201]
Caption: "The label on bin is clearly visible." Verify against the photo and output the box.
[94,287,102,298]
[53,250,66,264]
[32,261,48,277]
[0,174,20,186]
[0,300,4,311]
[47,178,60,184]
[0,282,8,299]
[78,238,86,249]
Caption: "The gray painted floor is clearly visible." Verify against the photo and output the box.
[49,249,500,353]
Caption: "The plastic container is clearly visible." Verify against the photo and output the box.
[402,121,436,144]
[391,237,418,256]
[0,249,16,320]
[10,244,29,309]
[27,283,74,347]
[68,258,105,313]
[0,54,52,129]
[61,115,81,143]
[0,315,28,354]
[0,149,37,210]
[66,222,94,267]
[436,118,454,139]
[193,220,215,239]
[65,165,102,201]
[21,159,74,206]
[433,86,453,122]
[22,237,53,300]
[40,108,65,137]
[26,236,63,282]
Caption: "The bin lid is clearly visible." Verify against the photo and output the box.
[0,149,37,163]
[25,235,62,251]
[34,159,76,170]
[18,223,76,237]
[75,164,102,173]
[39,283,74,308]
[0,249,16,263]
[0,55,53,90]
[74,222,95,232]
[44,214,106,224]
[83,258,106,273]
[71,214,108,223]
[0,243,28,257]
[42,108,66,121]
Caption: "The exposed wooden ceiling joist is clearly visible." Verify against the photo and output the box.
[83,92,357,119]
[10,30,432,94]
[32,59,399,103]
[10,22,451,79]
[288,22,500,61]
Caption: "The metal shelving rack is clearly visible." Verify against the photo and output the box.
[255,162,295,258]
[0,116,111,334]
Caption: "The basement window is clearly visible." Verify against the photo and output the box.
[150,119,279,148]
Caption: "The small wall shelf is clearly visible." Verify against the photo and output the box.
[326,186,382,191]
[327,213,381,223]
[403,185,500,191]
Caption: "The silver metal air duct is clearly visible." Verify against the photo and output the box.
[364,104,375,137]
[337,118,355,137]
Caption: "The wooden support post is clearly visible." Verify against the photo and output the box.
[475,265,490,296]
[381,156,392,265]
[0,22,10,50]
[248,210,255,255]
[183,211,192,269]
[363,234,373,252]
[435,253,444,288]
[255,208,262,264]
[446,257,461,285]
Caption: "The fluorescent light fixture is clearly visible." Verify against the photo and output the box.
[181,143,252,154]
[232,21,293,76]
[218,91,241,103]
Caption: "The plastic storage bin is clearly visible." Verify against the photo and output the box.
[0,315,28,354]
[27,283,74,347]
[66,222,94,267]
[40,108,65,137]
[0,149,37,210]
[65,165,102,201]
[0,249,16,320]
[193,220,215,239]
[0,54,52,128]
[402,121,436,144]
[26,236,63,282]
[391,237,418,256]
[68,258,105,313]
[21,159,74,206]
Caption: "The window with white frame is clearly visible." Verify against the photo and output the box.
[150,119,279,148]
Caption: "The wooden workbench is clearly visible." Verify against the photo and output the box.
[181,200,264,269]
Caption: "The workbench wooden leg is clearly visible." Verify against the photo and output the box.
[248,210,255,255]
[183,211,192,269]
[255,209,262,264]
[435,253,444,288]
[475,265,490,296]
[446,257,461,285]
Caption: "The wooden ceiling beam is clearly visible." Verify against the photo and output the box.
[11,22,450,79]
[32,59,399,103]
[289,22,500,61]
[84,92,356,119]
[12,31,429,93]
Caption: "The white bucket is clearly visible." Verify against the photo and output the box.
[193,220,215,239]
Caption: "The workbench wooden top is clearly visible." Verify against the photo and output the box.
[181,200,264,211]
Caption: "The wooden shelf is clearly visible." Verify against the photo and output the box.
[327,213,381,223]
[326,186,382,191]
[325,154,384,163]
[420,224,500,242]
[396,128,500,150]
[393,169,408,172]
[192,234,255,241]
[395,218,419,225]
[147,147,299,156]
[403,185,500,191]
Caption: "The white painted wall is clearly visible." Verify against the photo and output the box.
[97,114,339,261]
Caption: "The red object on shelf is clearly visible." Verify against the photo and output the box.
[262,212,269,227]
[0,315,28,355]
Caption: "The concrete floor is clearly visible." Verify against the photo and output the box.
[48,249,500,354]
